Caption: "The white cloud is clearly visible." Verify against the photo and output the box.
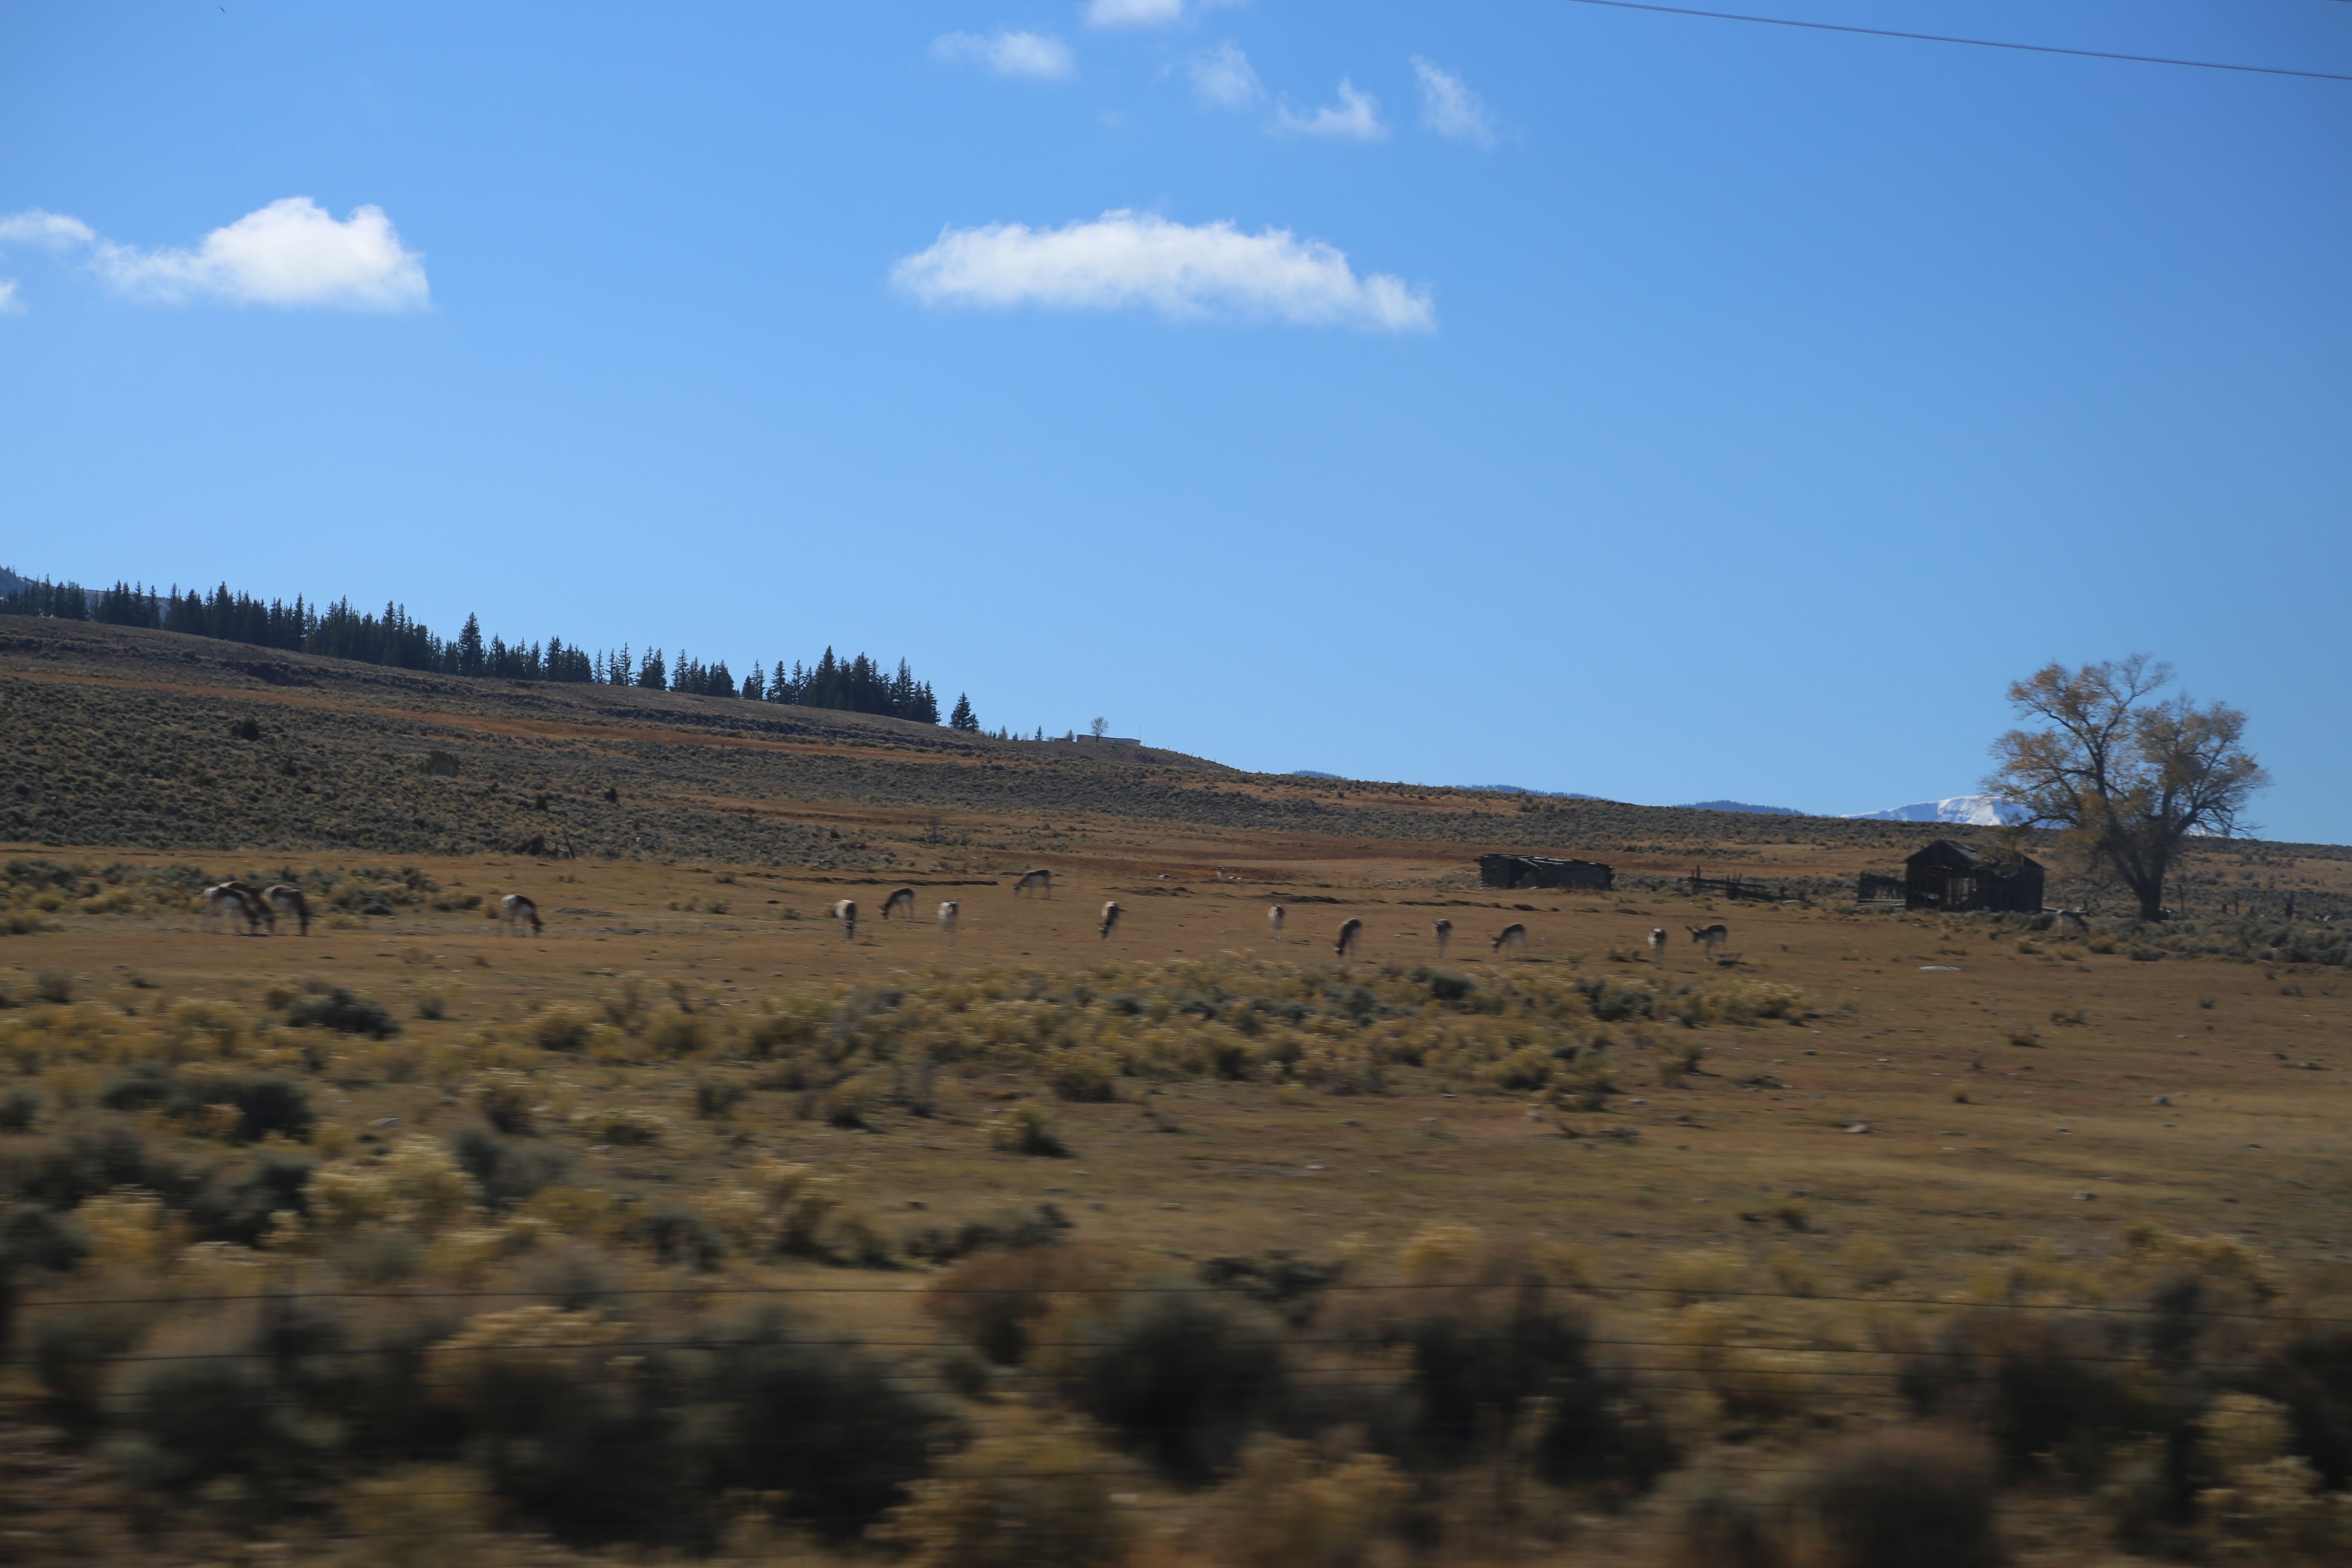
[0,198,428,310]
[1085,0,1242,27]
[891,208,1433,332]
[1275,79,1387,140]
[932,29,1075,79]
[1087,0,1182,22]
[0,279,20,315]
[1412,57,1496,147]
[0,209,98,250]
[1189,42,1262,109]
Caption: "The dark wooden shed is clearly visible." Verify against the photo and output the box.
[1904,839,2044,913]
[1478,854,1614,892]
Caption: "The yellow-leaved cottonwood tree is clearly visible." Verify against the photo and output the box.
[1987,655,2268,922]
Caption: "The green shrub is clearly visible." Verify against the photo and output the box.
[472,1071,535,1135]
[1794,1426,2001,1568]
[992,1104,1069,1158]
[1660,1468,1785,1568]
[95,1066,313,1142]
[1899,1309,2144,1478]
[881,1424,1133,1568]
[0,1203,87,1274]
[1060,1286,1289,1484]
[448,1127,567,1210]
[634,1201,726,1270]
[923,1246,1086,1366]
[31,1303,154,1439]
[692,1077,746,1119]
[106,1351,310,1501]
[525,1004,597,1053]
[0,1085,41,1132]
[694,1306,947,1540]
[282,984,400,1038]
[903,1204,1073,1267]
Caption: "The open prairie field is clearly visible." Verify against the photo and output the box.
[3,620,2351,1567]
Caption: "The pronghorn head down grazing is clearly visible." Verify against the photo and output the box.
[937,900,959,942]
[882,886,917,921]
[833,899,858,940]
[500,894,542,935]
[1649,928,1668,963]
[1099,900,1123,940]
[1268,904,1286,940]
[266,885,312,937]
[1013,868,1053,898]
[1492,922,1528,957]
[1688,923,1728,959]
[205,882,268,935]
[1334,917,1363,960]
[1433,918,1453,956]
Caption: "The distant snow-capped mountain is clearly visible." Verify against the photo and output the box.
[1848,794,2035,827]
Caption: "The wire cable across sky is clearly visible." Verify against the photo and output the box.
[1557,0,2352,83]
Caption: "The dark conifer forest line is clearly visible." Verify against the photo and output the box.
[0,567,987,732]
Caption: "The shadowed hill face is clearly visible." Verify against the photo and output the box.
[3,619,2343,893]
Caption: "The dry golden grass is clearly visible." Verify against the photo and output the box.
[2,619,2351,1565]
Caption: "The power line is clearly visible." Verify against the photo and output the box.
[1555,0,2352,83]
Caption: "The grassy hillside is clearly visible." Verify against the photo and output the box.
[6,618,2344,914]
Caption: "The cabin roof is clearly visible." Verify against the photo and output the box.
[1905,839,2040,873]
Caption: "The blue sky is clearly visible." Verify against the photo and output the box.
[4,2,2348,840]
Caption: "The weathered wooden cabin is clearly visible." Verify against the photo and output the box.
[1902,839,2044,913]
[1478,854,1614,892]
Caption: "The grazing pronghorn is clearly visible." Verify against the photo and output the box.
[2053,909,2089,937]
[937,900,959,943]
[266,885,312,937]
[501,894,543,935]
[1492,922,1528,958]
[1649,928,1667,965]
[1688,923,1728,961]
[1099,900,1123,940]
[1334,917,1363,960]
[205,882,268,935]
[882,886,917,921]
[1434,918,1453,958]
[1013,868,1053,898]
[1268,905,1286,942]
[833,899,858,941]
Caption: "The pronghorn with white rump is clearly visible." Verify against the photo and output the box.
[937,900,959,943]
[1492,922,1528,958]
[1434,918,1453,958]
[882,886,917,921]
[1099,900,1123,940]
[266,885,312,936]
[833,899,858,941]
[1012,868,1053,898]
[1268,904,1285,942]
[501,894,542,935]
[204,881,269,935]
[1688,922,1728,961]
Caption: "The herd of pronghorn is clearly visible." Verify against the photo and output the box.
[205,864,1735,964]
[820,869,1734,965]
[202,880,543,938]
